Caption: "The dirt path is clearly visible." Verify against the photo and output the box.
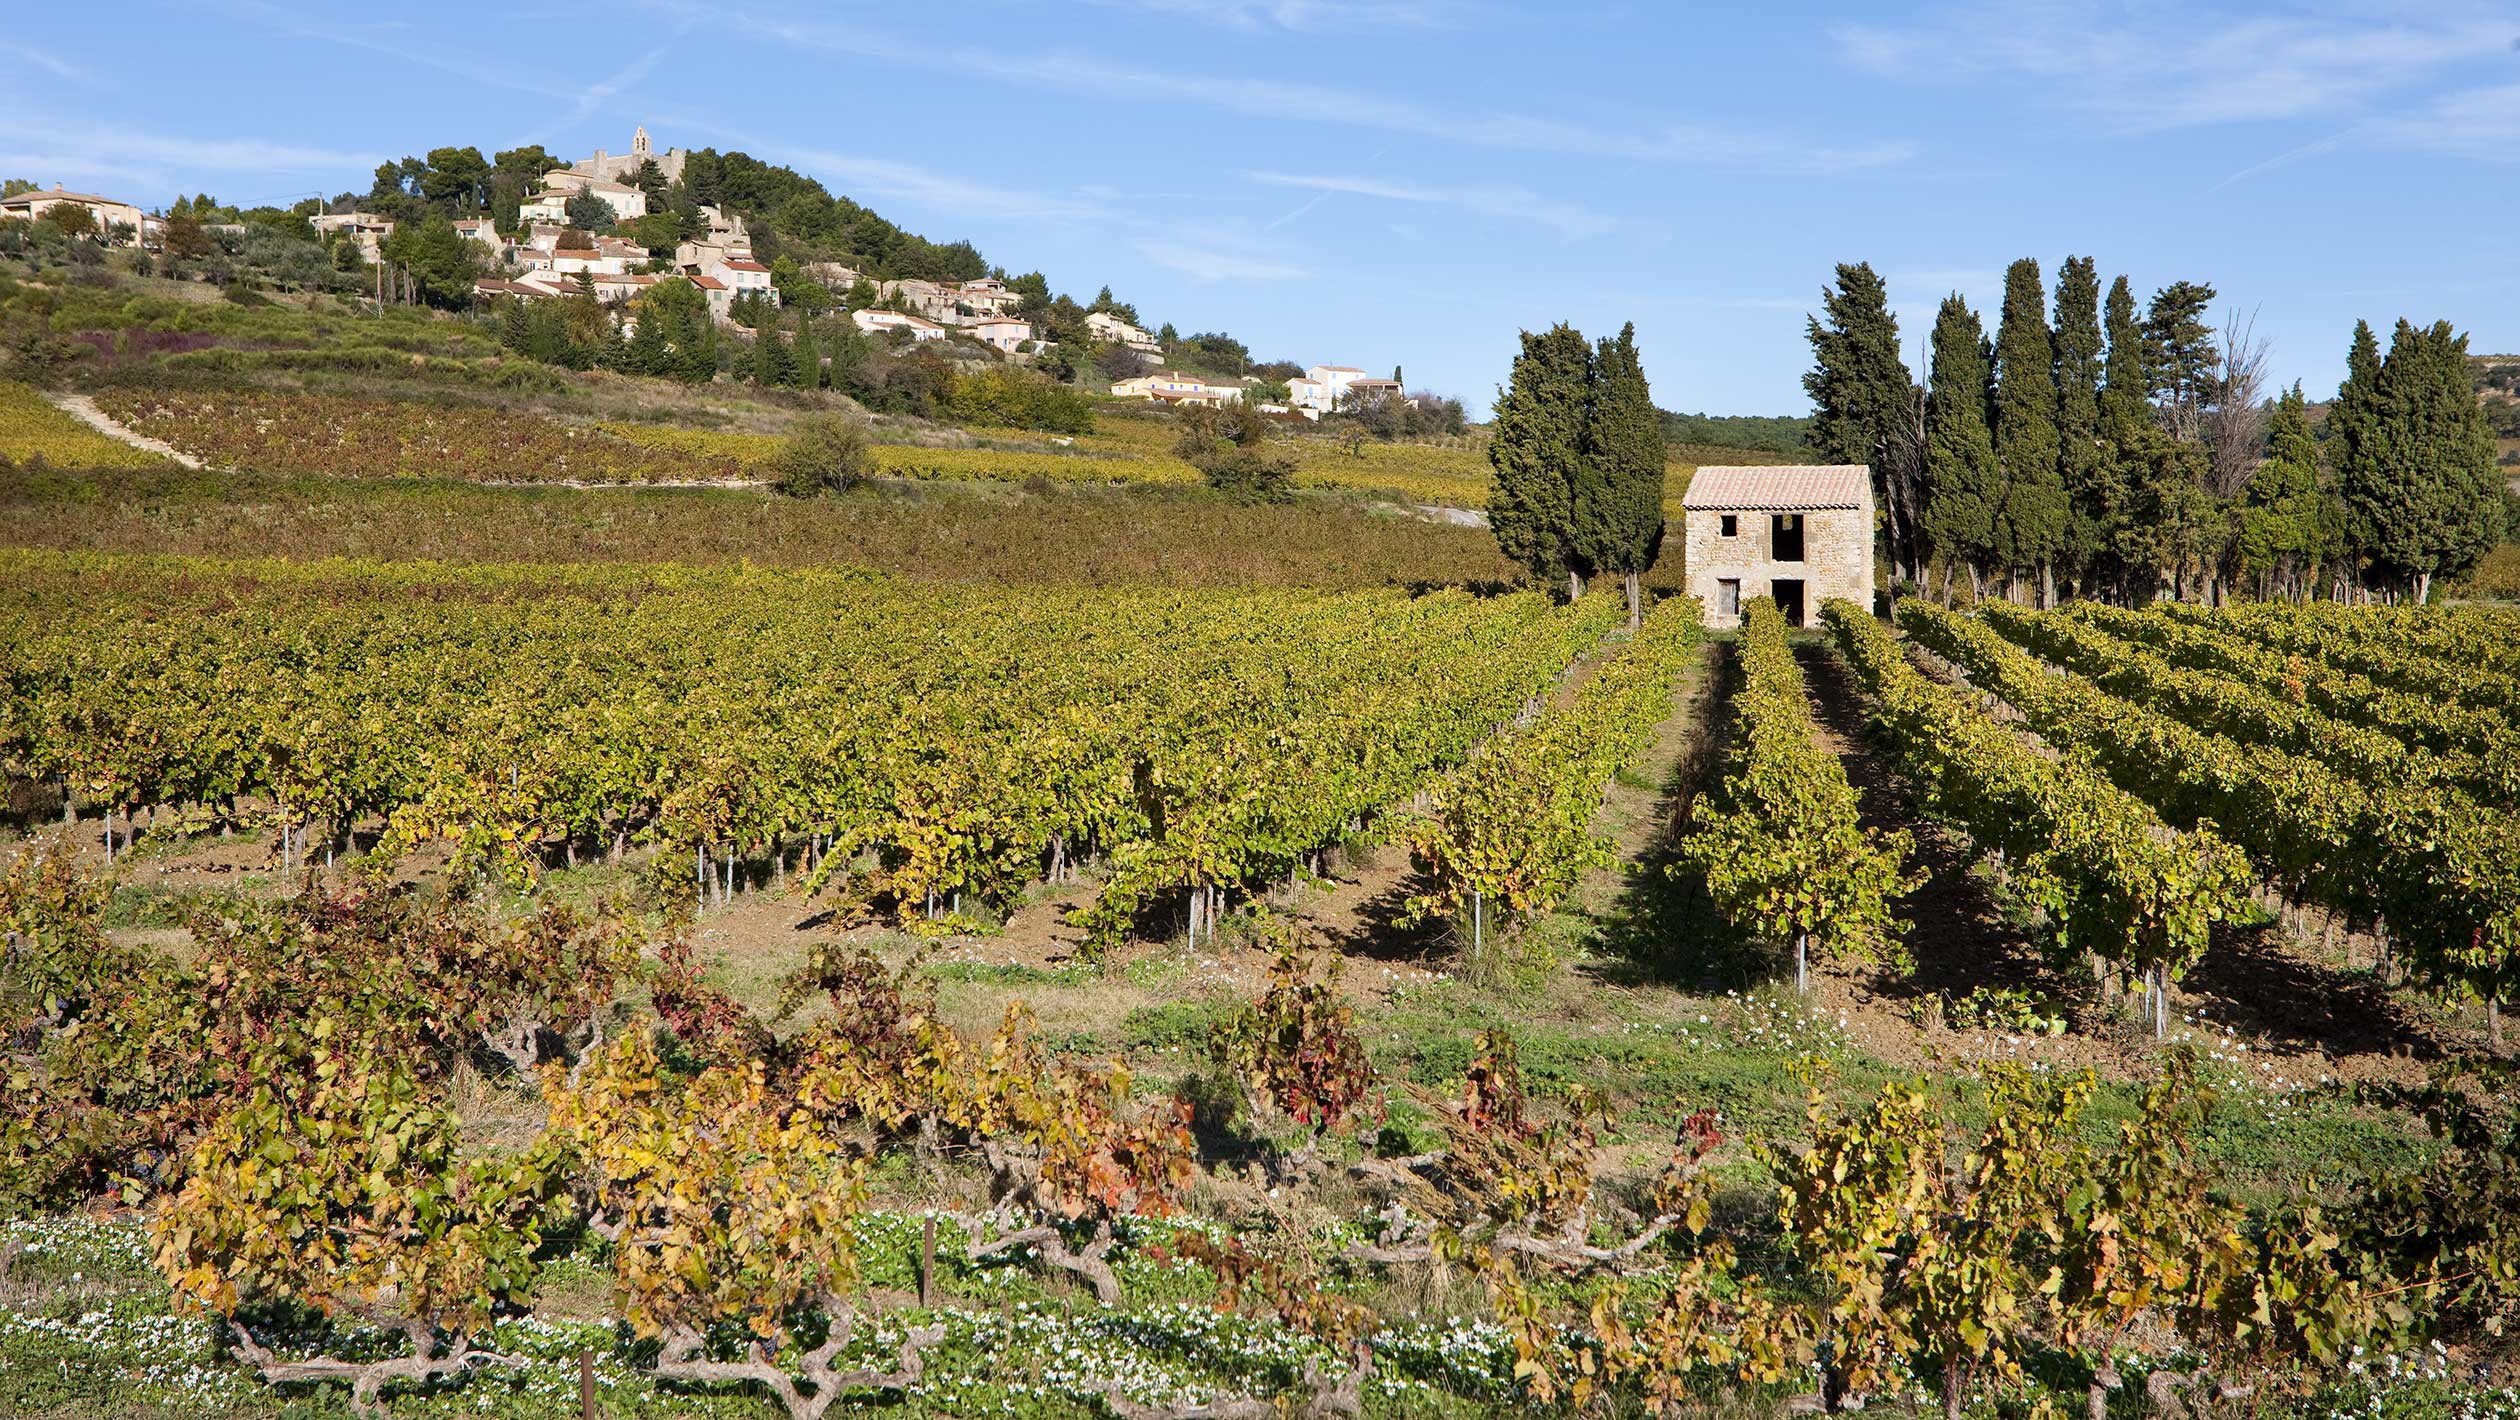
[44,391,202,468]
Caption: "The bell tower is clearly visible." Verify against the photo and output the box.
[632,126,652,158]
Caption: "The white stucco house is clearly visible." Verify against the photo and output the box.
[966,317,1035,353]
[1109,371,1246,407]
[1087,311,1159,352]
[1286,364,1367,419]
[523,171,649,225]
[853,309,947,342]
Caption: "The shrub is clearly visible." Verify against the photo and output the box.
[1175,403,1294,504]
[946,366,1096,434]
[771,413,872,497]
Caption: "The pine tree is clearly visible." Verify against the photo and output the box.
[1991,258,2066,604]
[2342,319,2506,601]
[2052,257,2105,590]
[1803,262,1923,580]
[1573,323,1665,625]
[2238,383,2324,599]
[1488,323,1595,597]
[1921,295,1998,602]
[2141,281,2219,442]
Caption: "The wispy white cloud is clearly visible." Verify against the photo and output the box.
[2369,80,2520,159]
[1834,4,2513,132]
[539,43,676,139]
[1245,170,1619,237]
[0,114,379,199]
[1085,0,1478,31]
[1134,239,1304,282]
[776,146,1111,223]
[0,41,86,83]
[639,3,1913,173]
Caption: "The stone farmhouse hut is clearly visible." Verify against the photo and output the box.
[1679,465,1874,629]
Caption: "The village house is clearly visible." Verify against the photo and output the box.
[1285,364,1367,419]
[687,273,736,321]
[571,126,688,186]
[1086,311,1159,352]
[0,185,146,242]
[853,308,948,342]
[1679,465,1875,629]
[312,210,395,261]
[1109,370,1247,407]
[880,277,1023,326]
[1343,375,1402,406]
[965,316,1035,353]
[522,171,649,224]
[451,218,500,249]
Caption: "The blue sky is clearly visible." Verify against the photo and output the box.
[6,2,2518,416]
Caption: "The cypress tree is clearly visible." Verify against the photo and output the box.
[2238,383,2324,600]
[1922,296,1999,602]
[1991,258,2066,604]
[1803,262,1922,579]
[2052,257,2105,589]
[1574,323,1666,626]
[1488,323,1594,597]
[2342,319,2505,601]
[790,319,821,390]
[2087,276,2151,600]
[624,304,668,376]
[2328,319,2383,581]
[2099,277,2151,439]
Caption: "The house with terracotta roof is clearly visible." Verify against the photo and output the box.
[853,309,947,342]
[0,185,145,243]
[965,316,1035,354]
[1286,364,1368,419]
[521,171,648,224]
[1110,370,1247,407]
[1679,465,1875,628]
[1086,311,1158,353]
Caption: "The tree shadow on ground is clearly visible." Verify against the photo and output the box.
[1798,630,2457,1065]
[1587,638,1776,993]
[1791,639,2064,1007]
[2185,920,2452,1063]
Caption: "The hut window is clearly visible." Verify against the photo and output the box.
[1720,514,1738,537]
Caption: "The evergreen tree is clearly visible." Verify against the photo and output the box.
[2328,318,2383,577]
[1991,258,2066,603]
[2099,277,2151,439]
[1921,295,1998,601]
[1803,261,1923,578]
[2238,383,2324,599]
[754,324,793,386]
[2083,276,2152,600]
[2141,281,2219,441]
[624,303,669,376]
[2052,256,2105,588]
[2341,319,2506,601]
[790,318,821,390]
[1573,323,1666,625]
[1488,323,1595,597]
